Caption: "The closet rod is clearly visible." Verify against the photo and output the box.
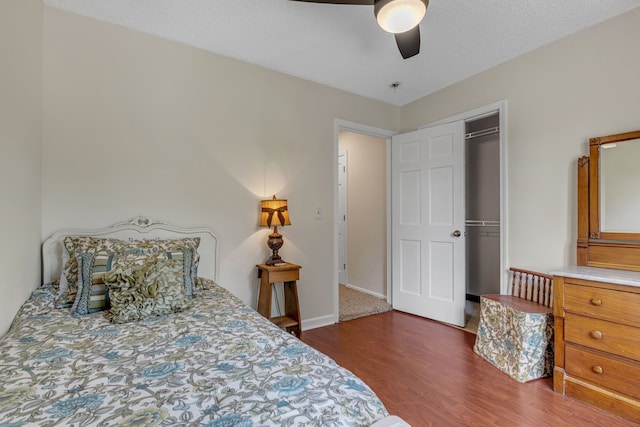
[465,126,500,140]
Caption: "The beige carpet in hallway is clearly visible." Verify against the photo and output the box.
[339,285,393,322]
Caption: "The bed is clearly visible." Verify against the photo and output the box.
[0,217,408,426]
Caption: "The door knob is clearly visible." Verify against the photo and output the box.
[452,230,461,237]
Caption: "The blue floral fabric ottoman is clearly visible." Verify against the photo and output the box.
[473,295,554,382]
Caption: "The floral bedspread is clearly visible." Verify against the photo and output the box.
[0,284,388,426]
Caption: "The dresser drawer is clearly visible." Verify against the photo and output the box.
[565,344,640,399]
[565,313,640,361]
[564,282,640,326]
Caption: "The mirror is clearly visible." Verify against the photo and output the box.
[588,130,640,241]
[577,129,640,271]
[600,138,640,232]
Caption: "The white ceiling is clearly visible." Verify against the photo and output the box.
[42,0,640,106]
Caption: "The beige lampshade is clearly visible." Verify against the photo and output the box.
[259,196,291,228]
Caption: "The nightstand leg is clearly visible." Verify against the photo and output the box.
[283,280,301,338]
[257,274,272,319]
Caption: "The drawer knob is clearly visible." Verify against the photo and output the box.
[590,298,602,306]
[592,365,603,374]
[590,330,603,340]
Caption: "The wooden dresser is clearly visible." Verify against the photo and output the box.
[553,266,640,424]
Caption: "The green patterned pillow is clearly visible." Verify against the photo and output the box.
[56,236,200,307]
[70,248,197,315]
[105,248,196,299]
[105,257,191,324]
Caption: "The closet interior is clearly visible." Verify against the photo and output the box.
[465,113,501,302]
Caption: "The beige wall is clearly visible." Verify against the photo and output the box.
[40,7,400,328]
[339,131,387,297]
[4,4,640,334]
[401,8,640,273]
[0,0,43,334]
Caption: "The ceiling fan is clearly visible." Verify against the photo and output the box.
[290,0,429,59]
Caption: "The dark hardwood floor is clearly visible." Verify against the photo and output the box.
[303,310,636,427]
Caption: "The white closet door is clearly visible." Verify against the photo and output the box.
[391,121,466,326]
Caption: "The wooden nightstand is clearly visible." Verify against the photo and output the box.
[256,263,302,338]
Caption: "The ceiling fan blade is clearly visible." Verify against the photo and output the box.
[394,25,421,59]
[289,0,374,5]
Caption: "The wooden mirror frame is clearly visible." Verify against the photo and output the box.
[577,129,640,271]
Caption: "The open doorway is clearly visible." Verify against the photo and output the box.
[332,102,506,328]
[332,120,395,324]
[338,131,391,321]
[464,112,501,332]
[465,113,501,300]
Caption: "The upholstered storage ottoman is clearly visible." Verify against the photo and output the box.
[473,295,554,382]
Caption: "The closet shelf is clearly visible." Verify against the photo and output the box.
[466,219,501,227]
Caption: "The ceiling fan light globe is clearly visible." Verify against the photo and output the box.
[375,0,427,34]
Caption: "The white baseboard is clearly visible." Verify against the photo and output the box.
[301,314,335,331]
[343,283,387,300]
[300,285,389,332]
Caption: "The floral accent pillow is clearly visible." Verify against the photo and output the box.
[56,237,200,307]
[104,257,191,324]
[71,249,196,316]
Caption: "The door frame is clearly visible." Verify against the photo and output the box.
[419,100,509,294]
[337,150,348,287]
[333,119,396,323]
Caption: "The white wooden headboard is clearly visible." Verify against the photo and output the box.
[42,217,219,284]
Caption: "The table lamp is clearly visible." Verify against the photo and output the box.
[260,195,291,266]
